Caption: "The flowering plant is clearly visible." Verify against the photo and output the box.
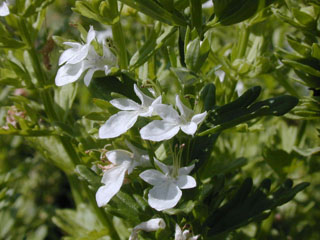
[1,0,318,239]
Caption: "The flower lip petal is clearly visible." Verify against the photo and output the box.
[153,104,180,122]
[140,120,180,142]
[176,175,196,189]
[134,84,154,107]
[84,68,96,86]
[178,164,195,175]
[58,47,81,66]
[191,111,207,125]
[106,150,133,165]
[176,95,194,120]
[154,159,171,175]
[0,1,10,16]
[148,182,182,211]
[110,98,141,111]
[86,25,96,44]
[96,163,128,207]
[55,62,85,86]
[99,111,139,139]
[139,169,166,186]
[180,121,198,135]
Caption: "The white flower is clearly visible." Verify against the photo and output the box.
[0,1,9,16]
[99,84,162,139]
[58,26,95,66]
[202,0,213,9]
[175,224,200,240]
[55,26,117,86]
[140,96,207,142]
[96,141,150,207]
[139,159,196,211]
[129,218,166,240]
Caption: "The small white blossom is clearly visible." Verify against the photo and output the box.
[99,84,161,139]
[139,159,196,211]
[202,0,213,9]
[140,96,207,142]
[55,26,117,86]
[129,218,166,240]
[96,141,150,207]
[175,224,200,240]
[0,0,9,16]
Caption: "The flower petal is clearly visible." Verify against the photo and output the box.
[55,62,85,86]
[153,104,180,122]
[106,150,133,165]
[134,84,154,107]
[174,224,183,240]
[58,45,81,65]
[180,121,197,135]
[176,175,196,189]
[86,25,96,45]
[191,112,207,125]
[130,218,166,240]
[148,182,182,211]
[99,111,139,139]
[178,164,195,175]
[110,98,141,111]
[154,159,171,175]
[140,120,180,142]
[176,95,194,120]
[0,1,9,16]
[96,163,128,207]
[84,68,96,86]
[139,169,166,186]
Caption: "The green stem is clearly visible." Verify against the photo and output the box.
[109,0,128,69]
[236,25,250,59]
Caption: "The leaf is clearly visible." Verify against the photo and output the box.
[263,149,293,178]
[54,83,78,122]
[171,67,199,86]
[85,112,109,121]
[129,25,176,69]
[282,59,320,77]
[76,165,101,191]
[117,0,187,26]
[185,37,210,72]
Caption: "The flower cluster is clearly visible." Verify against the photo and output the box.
[54,25,206,238]
[55,26,117,87]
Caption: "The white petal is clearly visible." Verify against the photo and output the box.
[58,45,81,65]
[130,218,166,240]
[178,164,195,175]
[176,175,196,189]
[110,98,141,111]
[174,224,183,240]
[139,169,166,186]
[84,68,96,86]
[154,159,171,175]
[106,150,133,165]
[96,164,128,207]
[153,104,180,122]
[99,111,139,139]
[86,25,96,44]
[67,45,90,64]
[133,218,166,232]
[134,84,154,107]
[180,121,197,135]
[191,111,207,125]
[176,95,194,120]
[0,1,9,16]
[151,96,162,106]
[55,62,85,86]
[103,44,117,64]
[148,182,182,211]
[140,120,180,142]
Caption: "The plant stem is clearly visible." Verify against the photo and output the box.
[109,0,128,69]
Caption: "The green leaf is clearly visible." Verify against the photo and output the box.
[282,59,320,77]
[171,67,199,86]
[76,165,101,191]
[0,36,25,49]
[85,112,109,121]
[129,25,176,69]
[263,149,293,178]
[199,83,216,111]
[54,83,78,122]
[311,43,320,59]
[117,0,187,26]
[185,37,210,72]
